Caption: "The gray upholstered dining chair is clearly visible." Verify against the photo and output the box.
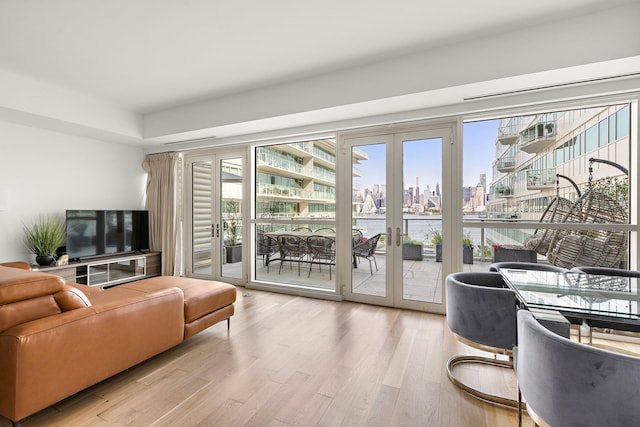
[489,261,568,273]
[445,271,521,408]
[516,309,640,427]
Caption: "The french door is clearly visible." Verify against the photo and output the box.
[341,123,457,312]
[185,150,247,284]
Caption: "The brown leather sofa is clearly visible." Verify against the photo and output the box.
[0,262,236,424]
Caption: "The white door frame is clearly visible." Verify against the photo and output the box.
[337,121,459,313]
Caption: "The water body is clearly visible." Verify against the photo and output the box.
[353,214,484,247]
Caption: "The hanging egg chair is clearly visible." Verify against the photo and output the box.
[523,174,579,257]
[545,158,628,269]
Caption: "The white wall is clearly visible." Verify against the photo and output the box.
[0,121,147,263]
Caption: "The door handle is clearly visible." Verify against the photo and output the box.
[396,227,401,246]
[387,227,392,246]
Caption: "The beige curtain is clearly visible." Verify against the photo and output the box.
[142,152,180,276]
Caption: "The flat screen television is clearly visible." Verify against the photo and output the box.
[65,210,149,261]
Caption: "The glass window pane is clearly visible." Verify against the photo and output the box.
[585,125,598,152]
[465,103,631,271]
[599,119,609,146]
[617,105,630,139]
[254,139,337,290]
[609,114,617,141]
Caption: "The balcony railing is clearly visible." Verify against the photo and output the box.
[493,185,514,197]
[257,151,304,174]
[496,156,516,172]
[289,141,311,153]
[313,169,336,183]
[312,148,336,164]
[527,168,556,189]
[352,146,369,160]
[257,183,307,198]
[311,191,336,201]
[520,121,557,153]
[498,123,520,145]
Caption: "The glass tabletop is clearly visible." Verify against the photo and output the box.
[498,268,640,322]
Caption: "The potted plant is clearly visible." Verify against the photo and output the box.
[23,216,65,266]
[429,229,474,264]
[462,232,474,264]
[429,229,443,262]
[402,236,423,261]
[223,201,242,263]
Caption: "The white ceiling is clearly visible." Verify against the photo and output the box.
[0,0,638,148]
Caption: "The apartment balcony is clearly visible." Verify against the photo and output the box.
[527,168,556,190]
[312,171,336,185]
[498,124,519,145]
[352,146,369,161]
[278,142,311,157]
[257,184,307,199]
[256,156,310,181]
[311,148,336,168]
[310,191,337,202]
[493,185,514,197]
[496,156,516,172]
[519,121,557,153]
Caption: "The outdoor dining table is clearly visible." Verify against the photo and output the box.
[264,230,360,268]
[498,267,640,333]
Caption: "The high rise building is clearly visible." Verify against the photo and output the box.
[256,139,368,218]
[487,104,630,233]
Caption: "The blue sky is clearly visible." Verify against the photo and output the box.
[355,119,500,192]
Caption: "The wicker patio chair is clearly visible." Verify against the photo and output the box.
[545,158,628,269]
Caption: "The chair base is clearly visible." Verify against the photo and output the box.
[446,355,525,410]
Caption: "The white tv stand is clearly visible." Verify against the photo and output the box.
[34,252,161,288]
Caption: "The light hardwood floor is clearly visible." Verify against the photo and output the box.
[9,288,535,426]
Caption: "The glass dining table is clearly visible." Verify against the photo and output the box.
[498,268,640,333]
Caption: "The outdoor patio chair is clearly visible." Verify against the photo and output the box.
[352,233,381,275]
[277,234,310,276]
[351,229,363,246]
[292,227,313,232]
[314,227,335,233]
[307,235,336,279]
[257,232,278,271]
[533,158,629,270]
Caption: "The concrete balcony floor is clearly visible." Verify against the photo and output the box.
[250,254,491,304]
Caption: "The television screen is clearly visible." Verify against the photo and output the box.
[65,210,149,260]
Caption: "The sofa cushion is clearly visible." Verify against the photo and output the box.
[0,295,61,332]
[0,267,91,332]
[122,276,236,323]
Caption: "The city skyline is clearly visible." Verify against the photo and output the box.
[355,119,499,196]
